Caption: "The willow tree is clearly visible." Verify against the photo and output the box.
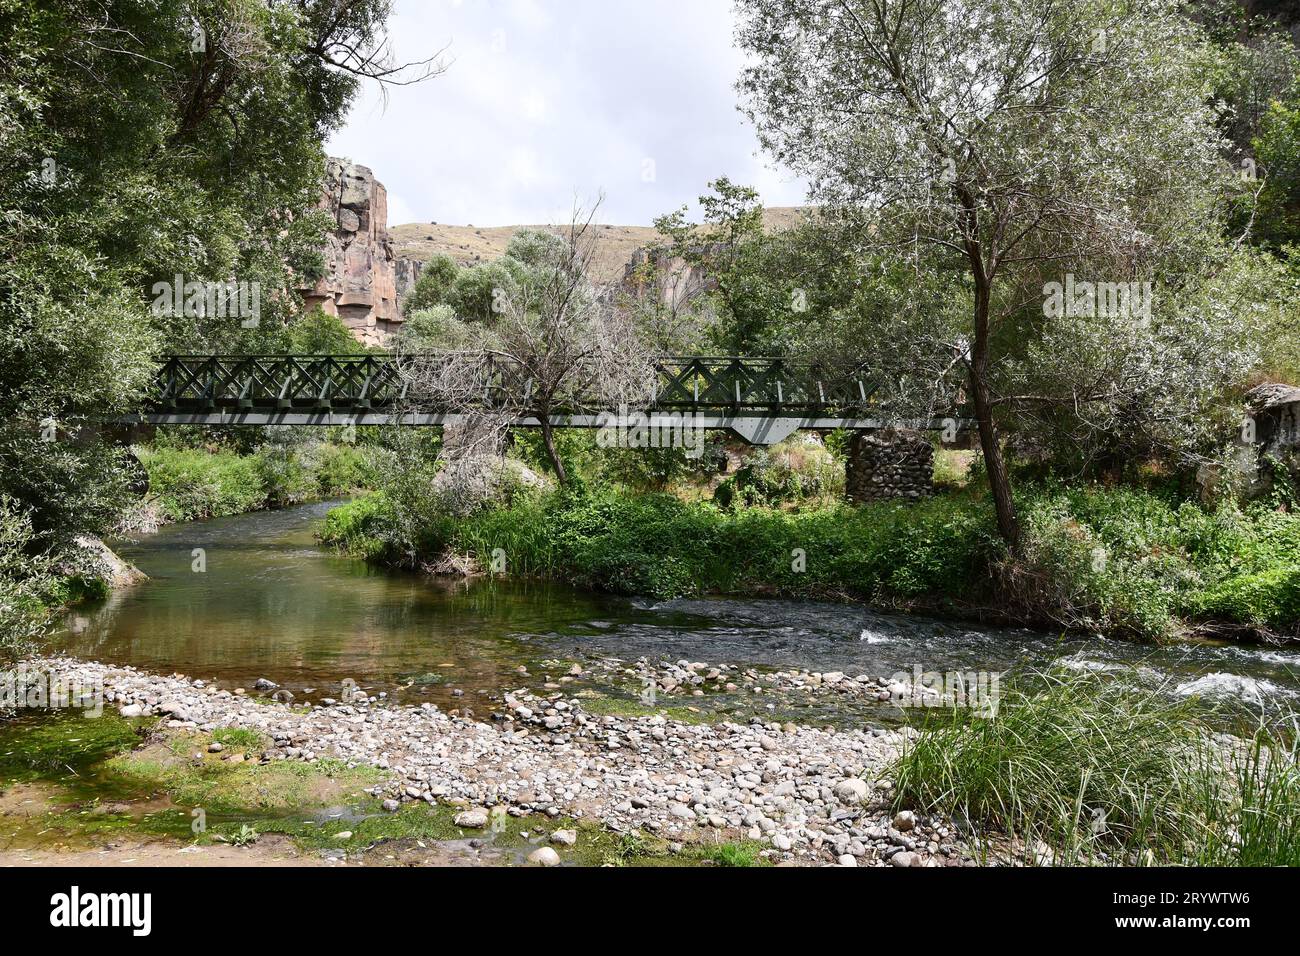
[735,0,1228,546]
[398,203,657,490]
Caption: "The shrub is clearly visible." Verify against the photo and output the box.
[308,441,375,497]
[290,307,363,354]
[320,473,1300,639]
[401,254,459,315]
[0,497,56,663]
[254,445,317,508]
[136,446,266,522]
[1194,564,1300,635]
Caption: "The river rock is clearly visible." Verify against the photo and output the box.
[834,778,870,803]
[528,846,561,867]
[454,809,488,828]
[550,828,577,846]
[892,810,917,832]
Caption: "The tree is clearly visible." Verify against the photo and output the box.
[402,254,459,315]
[446,260,524,322]
[651,178,792,352]
[398,203,657,486]
[736,0,1230,546]
[0,0,431,565]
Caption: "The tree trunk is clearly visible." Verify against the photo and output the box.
[538,414,568,485]
[970,282,1020,549]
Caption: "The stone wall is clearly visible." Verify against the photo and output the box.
[300,159,404,347]
[845,431,934,503]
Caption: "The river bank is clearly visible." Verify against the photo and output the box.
[7,652,1294,868]
[4,656,971,868]
[321,482,1300,646]
[8,501,1295,868]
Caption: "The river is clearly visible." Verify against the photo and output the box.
[54,501,1300,725]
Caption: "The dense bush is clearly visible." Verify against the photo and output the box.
[322,480,1300,640]
[324,487,999,603]
[290,308,366,354]
[136,447,266,522]
[401,255,459,316]
[0,497,57,663]
[136,441,374,524]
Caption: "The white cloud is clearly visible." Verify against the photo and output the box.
[325,0,806,226]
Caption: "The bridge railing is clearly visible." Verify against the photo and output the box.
[147,353,903,416]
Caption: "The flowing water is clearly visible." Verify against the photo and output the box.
[52,502,1300,723]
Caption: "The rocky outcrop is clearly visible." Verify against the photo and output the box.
[394,256,424,303]
[301,159,407,347]
[845,431,934,503]
[1248,383,1300,457]
[620,245,717,311]
[63,536,147,589]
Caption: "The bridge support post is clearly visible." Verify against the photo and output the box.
[845,429,933,503]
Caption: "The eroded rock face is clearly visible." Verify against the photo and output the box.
[394,256,424,303]
[301,159,405,347]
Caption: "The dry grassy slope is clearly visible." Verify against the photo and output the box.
[389,207,809,285]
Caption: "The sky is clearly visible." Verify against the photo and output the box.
[324,0,808,227]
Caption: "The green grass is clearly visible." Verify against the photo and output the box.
[0,711,144,784]
[1191,721,1300,866]
[891,670,1300,866]
[209,727,267,751]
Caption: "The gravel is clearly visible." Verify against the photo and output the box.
[27,656,979,867]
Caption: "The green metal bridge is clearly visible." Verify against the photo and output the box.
[118,354,961,445]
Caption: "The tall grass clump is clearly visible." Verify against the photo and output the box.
[892,670,1206,863]
[892,670,1300,865]
[1191,721,1300,867]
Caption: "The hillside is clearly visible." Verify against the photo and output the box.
[390,207,809,285]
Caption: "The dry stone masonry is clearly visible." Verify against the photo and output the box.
[845,430,934,503]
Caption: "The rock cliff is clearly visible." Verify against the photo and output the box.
[300,159,422,346]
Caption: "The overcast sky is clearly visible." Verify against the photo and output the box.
[324,0,807,227]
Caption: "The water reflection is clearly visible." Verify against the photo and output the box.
[56,502,1299,718]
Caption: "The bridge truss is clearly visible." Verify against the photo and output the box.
[117,354,961,445]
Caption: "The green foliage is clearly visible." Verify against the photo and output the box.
[892,670,1207,864]
[1192,723,1300,867]
[0,496,57,662]
[893,669,1300,866]
[290,308,363,354]
[137,440,373,523]
[324,476,1300,638]
[397,304,484,350]
[504,228,567,268]
[0,0,405,566]
[713,442,841,508]
[136,447,266,522]
[402,254,459,315]
[447,261,521,322]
